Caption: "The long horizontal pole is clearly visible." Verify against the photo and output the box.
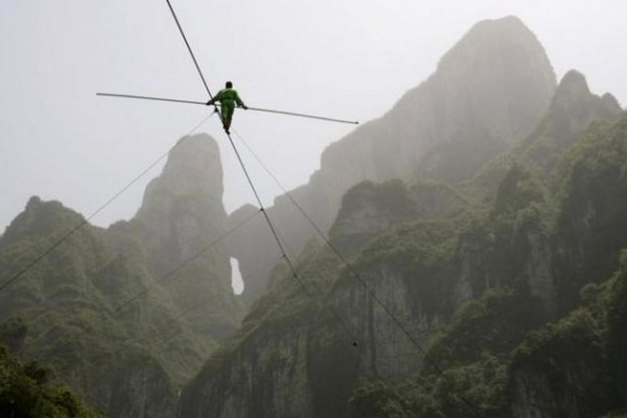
[97,92,205,105]
[96,92,359,125]
[246,106,358,125]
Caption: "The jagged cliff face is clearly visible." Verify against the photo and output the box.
[550,117,627,314]
[549,70,622,143]
[329,180,419,253]
[130,134,241,338]
[178,40,626,418]
[230,16,557,308]
[180,112,627,418]
[178,178,473,417]
[411,15,556,179]
[135,135,227,273]
[0,134,242,418]
[468,69,623,200]
[517,69,622,170]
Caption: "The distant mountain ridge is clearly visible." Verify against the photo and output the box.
[228,15,557,307]
[467,68,622,200]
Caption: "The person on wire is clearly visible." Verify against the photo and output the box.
[206,81,247,134]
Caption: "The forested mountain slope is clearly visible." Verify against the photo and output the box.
[0,134,242,418]
[178,95,627,418]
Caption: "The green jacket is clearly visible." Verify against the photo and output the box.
[211,88,245,107]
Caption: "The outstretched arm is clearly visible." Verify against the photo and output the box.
[235,92,247,109]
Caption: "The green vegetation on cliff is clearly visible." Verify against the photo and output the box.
[0,135,243,418]
[346,113,627,417]
[178,108,627,418]
[0,345,103,418]
[349,254,627,418]
[0,201,181,416]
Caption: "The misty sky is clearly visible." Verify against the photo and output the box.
[1,0,626,231]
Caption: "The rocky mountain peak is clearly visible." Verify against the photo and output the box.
[430,15,556,148]
[329,180,417,253]
[601,92,621,111]
[0,196,83,250]
[228,16,559,308]
[142,134,224,207]
[439,16,547,70]
[134,134,228,274]
[551,70,592,109]
[551,69,622,114]
[547,70,623,143]
[127,133,241,341]
[136,133,224,218]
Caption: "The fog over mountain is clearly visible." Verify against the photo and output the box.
[228,15,557,307]
[2,5,627,418]
[1,0,626,232]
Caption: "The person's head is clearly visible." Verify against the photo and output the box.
[226,81,233,88]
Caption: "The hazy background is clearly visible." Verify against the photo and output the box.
[1,0,625,231]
